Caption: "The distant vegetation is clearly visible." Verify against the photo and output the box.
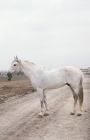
[0,75,28,82]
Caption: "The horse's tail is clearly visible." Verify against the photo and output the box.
[66,72,84,99]
[78,74,84,106]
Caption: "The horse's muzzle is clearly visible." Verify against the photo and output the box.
[7,72,12,81]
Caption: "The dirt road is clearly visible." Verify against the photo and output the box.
[0,75,90,140]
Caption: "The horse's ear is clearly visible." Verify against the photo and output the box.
[16,56,18,60]
[16,56,21,64]
[14,56,18,60]
[14,56,20,63]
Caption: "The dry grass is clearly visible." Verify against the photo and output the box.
[0,75,33,103]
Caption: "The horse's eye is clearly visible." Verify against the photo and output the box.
[14,64,16,66]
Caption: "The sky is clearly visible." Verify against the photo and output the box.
[0,0,90,70]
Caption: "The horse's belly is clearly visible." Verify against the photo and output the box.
[44,80,65,89]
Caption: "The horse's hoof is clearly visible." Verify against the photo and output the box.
[38,111,44,118]
[44,112,49,116]
[77,113,82,116]
[38,115,43,118]
[44,109,50,116]
[70,112,75,115]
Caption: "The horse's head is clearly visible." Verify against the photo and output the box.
[7,56,21,81]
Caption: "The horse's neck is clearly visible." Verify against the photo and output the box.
[20,60,37,78]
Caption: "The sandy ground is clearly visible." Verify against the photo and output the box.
[0,75,90,140]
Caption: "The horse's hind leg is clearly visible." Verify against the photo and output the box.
[71,94,78,115]
[78,86,83,116]
[69,85,78,115]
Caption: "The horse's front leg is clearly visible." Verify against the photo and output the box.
[38,89,45,117]
[43,90,50,116]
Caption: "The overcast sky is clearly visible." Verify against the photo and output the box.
[0,0,90,70]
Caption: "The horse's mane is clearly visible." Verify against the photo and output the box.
[24,60,49,69]
[11,59,35,65]
[24,60,35,65]
[12,59,48,69]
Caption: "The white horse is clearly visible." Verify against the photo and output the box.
[7,56,84,117]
